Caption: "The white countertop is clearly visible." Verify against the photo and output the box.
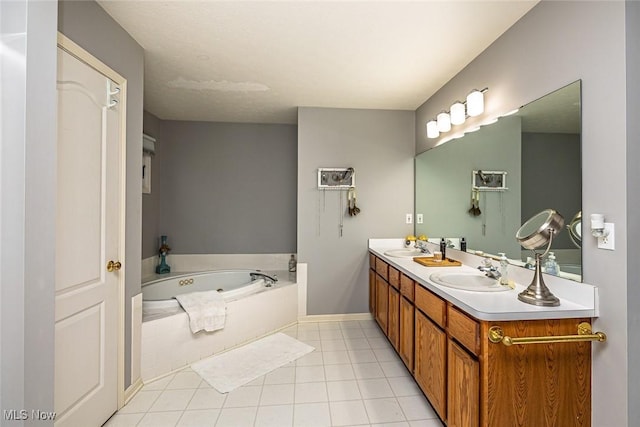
[369,239,598,321]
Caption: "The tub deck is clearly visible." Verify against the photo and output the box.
[142,270,294,322]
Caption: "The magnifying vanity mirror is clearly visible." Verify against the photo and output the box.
[516,209,564,306]
[415,80,582,281]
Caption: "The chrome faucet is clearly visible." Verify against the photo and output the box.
[250,271,278,287]
[478,258,501,279]
[415,240,431,254]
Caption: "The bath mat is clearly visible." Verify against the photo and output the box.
[191,332,314,393]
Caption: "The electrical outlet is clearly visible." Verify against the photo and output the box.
[597,223,615,250]
[406,213,413,224]
[417,213,424,224]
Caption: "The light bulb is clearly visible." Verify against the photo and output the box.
[450,101,466,125]
[467,89,484,117]
[426,120,439,139]
[436,112,451,132]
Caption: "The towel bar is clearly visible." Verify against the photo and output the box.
[488,322,606,346]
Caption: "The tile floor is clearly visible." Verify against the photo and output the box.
[105,320,443,427]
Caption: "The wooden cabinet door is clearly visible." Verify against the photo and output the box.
[388,286,400,349]
[414,310,447,420]
[482,319,592,427]
[369,269,376,315]
[399,296,414,371]
[375,274,388,333]
[448,340,479,427]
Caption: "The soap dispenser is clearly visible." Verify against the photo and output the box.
[544,252,560,276]
[524,256,535,270]
[498,252,509,285]
[440,238,447,260]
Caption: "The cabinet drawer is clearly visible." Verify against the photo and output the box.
[414,285,446,328]
[448,305,480,356]
[400,275,414,301]
[369,253,376,270]
[375,258,389,280]
[388,267,400,290]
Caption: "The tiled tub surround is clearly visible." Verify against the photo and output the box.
[369,238,597,320]
[141,271,298,382]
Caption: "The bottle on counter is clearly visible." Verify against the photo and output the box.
[544,252,560,276]
[460,237,467,252]
[440,238,447,260]
[498,252,509,285]
[524,256,536,270]
[288,254,297,273]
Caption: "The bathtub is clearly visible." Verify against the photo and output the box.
[142,269,272,316]
[140,269,297,382]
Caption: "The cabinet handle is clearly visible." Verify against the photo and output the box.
[488,322,606,346]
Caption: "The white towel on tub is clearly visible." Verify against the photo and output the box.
[175,290,226,333]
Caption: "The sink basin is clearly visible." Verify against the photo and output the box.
[384,248,426,258]
[429,272,511,292]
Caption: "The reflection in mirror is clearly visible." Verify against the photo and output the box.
[567,211,582,248]
[415,80,582,281]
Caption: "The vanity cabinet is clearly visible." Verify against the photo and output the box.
[447,306,480,427]
[415,309,447,420]
[448,340,479,427]
[368,252,593,427]
[398,275,414,370]
[375,274,388,333]
[388,286,400,350]
[481,319,591,427]
[368,253,376,314]
[414,284,448,420]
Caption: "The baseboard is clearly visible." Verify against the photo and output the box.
[299,313,373,322]
[123,377,144,406]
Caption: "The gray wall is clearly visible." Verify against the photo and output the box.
[142,111,163,259]
[157,121,297,254]
[626,0,640,423]
[415,2,630,425]
[521,132,581,249]
[415,115,522,259]
[298,108,415,315]
[1,0,57,422]
[58,0,144,389]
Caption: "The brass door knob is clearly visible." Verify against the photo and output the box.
[107,260,122,272]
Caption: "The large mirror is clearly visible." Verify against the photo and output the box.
[415,80,582,281]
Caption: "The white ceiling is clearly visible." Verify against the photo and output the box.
[98,1,539,124]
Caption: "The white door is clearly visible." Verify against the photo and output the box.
[54,44,123,427]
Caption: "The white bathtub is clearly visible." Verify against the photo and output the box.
[141,269,297,382]
[142,269,273,316]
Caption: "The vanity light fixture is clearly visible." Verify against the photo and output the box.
[436,111,451,132]
[466,89,485,117]
[425,88,488,139]
[450,101,466,125]
[426,120,439,139]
